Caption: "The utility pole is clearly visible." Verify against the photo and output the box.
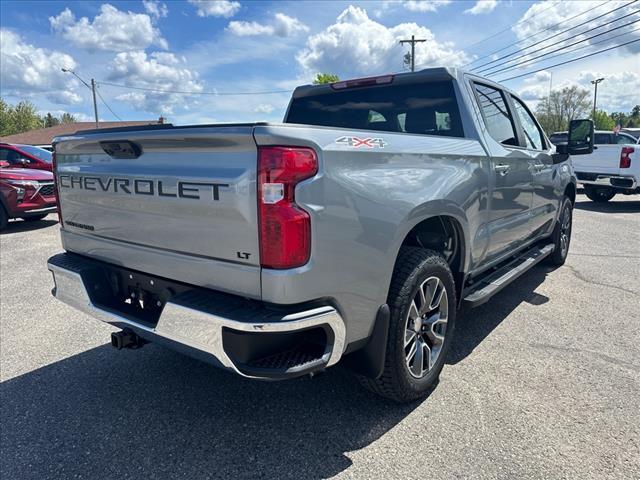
[400,35,426,72]
[61,68,99,128]
[90,78,99,129]
[591,77,604,120]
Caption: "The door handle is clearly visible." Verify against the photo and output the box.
[495,164,510,175]
[532,163,546,171]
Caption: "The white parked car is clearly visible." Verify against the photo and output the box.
[550,130,639,202]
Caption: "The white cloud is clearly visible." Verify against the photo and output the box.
[108,50,204,115]
[403,1,451,12]
[0,29,82,105]
[143,0,168,19]
[228,13,308,37]
[515,69,640,113]
[227,21,273,36]
[464,0,498,15]
[49,4,167,52]
[514,1,640,56]
[254,103,275,114]
[518,70,552,101]
[189,0,241,18]
[297,5,469,77]
[575,71,640,112]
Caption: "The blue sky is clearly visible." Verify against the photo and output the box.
[1,0,638,125]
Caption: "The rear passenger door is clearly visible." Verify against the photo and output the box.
[472,82,534,262]
[509,94,556,238]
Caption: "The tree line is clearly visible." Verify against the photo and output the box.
[535,86,640,134]
[0,98,77,137]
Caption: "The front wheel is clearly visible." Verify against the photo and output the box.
[547,196,573,266]
[584,185,615,203]
[358,248,457,403]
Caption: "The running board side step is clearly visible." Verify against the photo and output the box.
[463,244,554,308]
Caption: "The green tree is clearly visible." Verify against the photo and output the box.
[610,111,628,127]
[0,97,13,136]
[591,109,615,130]
[312,73,340,85]
[43,112,60,128]
[60,112,77,124]
[627,105,640,127]
[8,100,42,134]
[535,86,591,134]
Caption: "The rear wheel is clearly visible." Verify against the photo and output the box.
[358,248,456,403]
[22,214,48,222]
[584,184,615,203]
[547,196,573,266]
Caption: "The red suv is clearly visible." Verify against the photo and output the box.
[0,143,53,171]
[0,163,57,230]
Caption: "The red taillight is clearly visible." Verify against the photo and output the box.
[52,151,63,226]
[258,146,318,269]
[620,146,633,169]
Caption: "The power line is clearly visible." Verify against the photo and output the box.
[458,0,563,56]
[465,0,613,68]
[473,1,638,73]
[98,80,291,96]
[497,38,640,82]
[488,26,640,77]
[483,16,640,77]
[95,87,123,121]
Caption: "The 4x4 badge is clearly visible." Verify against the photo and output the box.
[335,136,387,148]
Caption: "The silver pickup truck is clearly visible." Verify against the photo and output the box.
[48,68,594,402]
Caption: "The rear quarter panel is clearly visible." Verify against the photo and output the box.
[254,124,489,344]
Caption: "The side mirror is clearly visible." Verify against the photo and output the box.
[0,160,9,168]
[567,119,594,155]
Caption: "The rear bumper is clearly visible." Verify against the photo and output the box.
[47,253,346,379]
[576,172,637,190]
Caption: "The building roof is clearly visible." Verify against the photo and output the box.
[0,120,161,146]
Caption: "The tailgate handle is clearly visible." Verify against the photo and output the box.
[100,140,142,159]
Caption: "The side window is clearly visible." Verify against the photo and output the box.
[594,133,610,145]
[511,96,545,150]
[1,148,21,164]
[473,83,518,146]
[614,134,635,145]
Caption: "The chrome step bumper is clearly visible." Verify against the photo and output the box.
[47,253,346,379]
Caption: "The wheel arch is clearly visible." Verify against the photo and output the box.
[389,204,471,303]
[564,181,576,204]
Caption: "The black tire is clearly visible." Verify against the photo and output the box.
[0,206,7,231]
[358,247,457,403]
[21,214,48,222]
[546,196,573,266]
[584,184,615,203]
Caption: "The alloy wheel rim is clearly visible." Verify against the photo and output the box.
[559,205,571,257]
[404,276,448,379]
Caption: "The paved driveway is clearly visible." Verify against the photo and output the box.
[1,194,639,479]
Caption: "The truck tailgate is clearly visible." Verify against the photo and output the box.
[54,125,261,297]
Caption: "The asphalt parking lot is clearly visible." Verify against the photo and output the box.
[1,194,639,480]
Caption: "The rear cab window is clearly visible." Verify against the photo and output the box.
[285,80,464,138]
